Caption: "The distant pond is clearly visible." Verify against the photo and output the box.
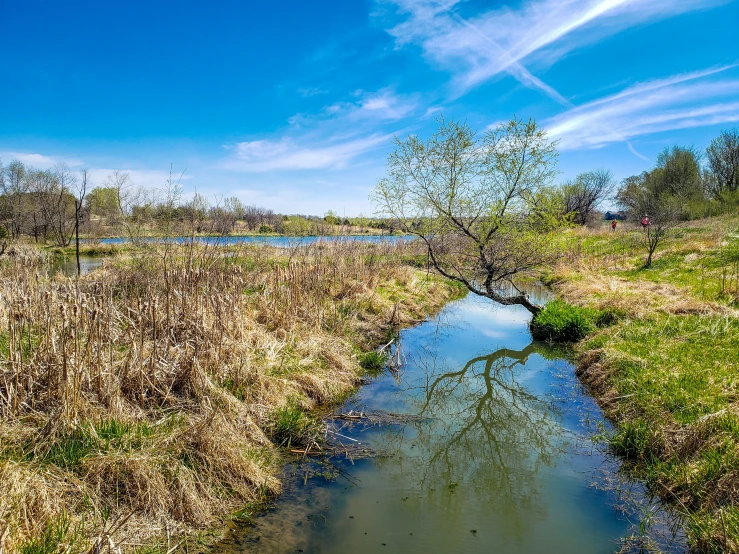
[51,236,409,277]
[93,235,409,247]
[49,255,104,277]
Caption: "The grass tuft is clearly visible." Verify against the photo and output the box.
[18,513,81,554]
[530,300,595,342]
[271,404,315,448]
[358,351,388,375]
[609,419,661,462]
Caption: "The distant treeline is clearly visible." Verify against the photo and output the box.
[2,127,736,244]
[615,128,739,221]
[553,128,739,227]
[0,165,396,244]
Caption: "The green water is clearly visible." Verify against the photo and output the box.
[221,294,683,553]
[49,255,103,276]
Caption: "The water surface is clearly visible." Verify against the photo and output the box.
[94,235,407,247]
[49,255,104,276]
[220,294,683,553]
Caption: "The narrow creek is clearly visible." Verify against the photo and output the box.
[219,292,685,553]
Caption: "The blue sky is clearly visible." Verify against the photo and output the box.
[1,0,738,215]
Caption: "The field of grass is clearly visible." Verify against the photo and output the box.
[549,215,739,552]
[0,239,463,554]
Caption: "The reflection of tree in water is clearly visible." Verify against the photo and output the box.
[375,342,568,524]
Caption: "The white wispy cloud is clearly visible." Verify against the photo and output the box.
[85,168,192,191]
[224,89,418,172]
[297,87,329,97]
[546,66,739,150]
[0,151,192,192]
[290,89,419,126]
[381,0,726,97]
[0,151,84,169]
[225,134,393,172]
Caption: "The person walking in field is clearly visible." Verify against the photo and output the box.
[611,220,617,232]
[641,215,650,229]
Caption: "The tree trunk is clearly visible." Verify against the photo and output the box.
[486,290,542,316]
[75,199,81,277]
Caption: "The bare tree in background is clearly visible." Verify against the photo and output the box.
[209,206,233,235]
[640,194,681,268]
[26,169,55,242]
[205,196,244,235]
[243,205,261,231]
[108,170,153,245]
[183,192,209,234]
[224,196,245,231]
[1,160,29,240]
[706,129,739,196]
[0,160,6,251]
[561,169,615,225]
[74,170,88,276]
[617,172,682,267]
[31,164,78,247]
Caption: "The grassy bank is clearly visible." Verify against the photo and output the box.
[0,239,463,553]
[540,215,739,552]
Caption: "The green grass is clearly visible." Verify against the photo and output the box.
[270,404,316,448]
[0,333,8,358]
[563,220,739,305]
[572,296,739,550]
[21,418,162,468]
[584,313,739,426]
[555,216,739,551]
[37,432,96,468]
[18,513,83,554]
[359,350,389,376]
[616,248,735,301]
[609,419,661,462]
[688,506,739,554]
[529,299,622,342]
[46,244,125,257]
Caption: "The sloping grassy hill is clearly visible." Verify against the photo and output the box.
[547,215,739,552]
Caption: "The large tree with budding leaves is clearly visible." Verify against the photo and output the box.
[372,117,563,315]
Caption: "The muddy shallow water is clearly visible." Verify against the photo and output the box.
[219,293,684,553]
[49,255,104,276]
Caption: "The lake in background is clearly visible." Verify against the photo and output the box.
[93,235,409,247]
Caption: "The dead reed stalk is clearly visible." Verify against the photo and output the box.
[0,238,456,552]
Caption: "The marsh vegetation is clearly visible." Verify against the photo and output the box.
[0,238,461,553]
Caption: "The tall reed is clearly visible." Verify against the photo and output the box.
[0,238,454,552]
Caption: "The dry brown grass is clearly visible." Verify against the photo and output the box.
[0,244,49,267]
[0,239,459,553]
[553,262,734,318]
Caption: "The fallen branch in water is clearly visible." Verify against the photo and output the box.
[330,408,431,427]
[377,338,395,354]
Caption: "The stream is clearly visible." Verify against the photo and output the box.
[46,252,685,551]
[218,293,685,553]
